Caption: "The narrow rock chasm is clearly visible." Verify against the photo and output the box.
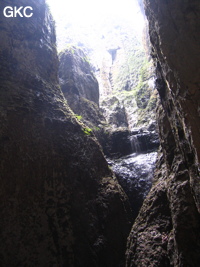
[55,0,159,222]
[0,0,200,266]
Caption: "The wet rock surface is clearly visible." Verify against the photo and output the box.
[130,129,159,153]
[0,1,132,266]
[102,127,159,158]
[102,125,158,222]
[102,128,132,158]
[108,152,157,219]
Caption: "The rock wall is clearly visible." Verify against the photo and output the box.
[58,46,109,150]
[126,0,200,266]
[0,1,132,266]
[59,46,99,107]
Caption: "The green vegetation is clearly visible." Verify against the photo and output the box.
[100,46,157,129]
[59,43,78,55]
[114,43,146,92]
[93,126,100,131]
[82,56,90,64]
[146,93,157,111]
[75,114,82,121]
[133,59,153,109]
[83,127,93,135]
[135,83,150,109]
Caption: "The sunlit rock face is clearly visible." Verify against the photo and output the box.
[126,0,200,266]
[58,46,109,147]
[0,1,132,266]
[97,16,159,166]
[98,25,157,131]
[47,0,158,132]
[59,46,99,106]
[100,96,129,128]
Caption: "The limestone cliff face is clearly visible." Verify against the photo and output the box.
[59,46,99,106]
[0,1,132,266]
[126,0,200,266]
[58,46,107,148]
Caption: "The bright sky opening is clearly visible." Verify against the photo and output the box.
[46,0,144,26]
[46,0,146,53]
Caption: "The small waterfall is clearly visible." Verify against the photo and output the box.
[106,129,159,219]
[130,135,141,153]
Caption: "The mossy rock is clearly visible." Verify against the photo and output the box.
[135,83,151,109]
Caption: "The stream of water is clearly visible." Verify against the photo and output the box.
[107,151,157,218]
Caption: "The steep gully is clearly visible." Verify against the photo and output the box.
[58,20,159,219]
[46,0,200,265]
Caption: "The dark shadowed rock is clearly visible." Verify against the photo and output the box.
[0,1,132,266]
[102,128,132,158]
[126,0,200,266]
